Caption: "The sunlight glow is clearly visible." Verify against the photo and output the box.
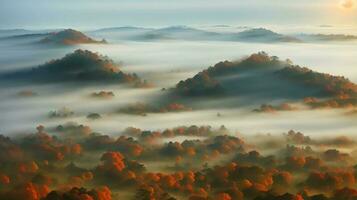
[340,0,355,9]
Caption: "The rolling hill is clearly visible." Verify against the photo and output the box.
[2,49,144,85]
[39,29,106,45]
[174,52,357,109]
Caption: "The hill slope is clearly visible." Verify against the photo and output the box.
[2,49,143,85]
[175,52,357,108]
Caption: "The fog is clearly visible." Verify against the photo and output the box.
[81,41,357,83]
[1,26,357,200]
[0,29,356,137]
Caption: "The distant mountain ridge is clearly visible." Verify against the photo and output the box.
[0,33,50,43]
[91,26,357,43]
[3,26,357,43]
[235,28,302,43]
[0,29,47,38]
[295,33,357,41]
[92,26,154,32]
[89,26,302,43]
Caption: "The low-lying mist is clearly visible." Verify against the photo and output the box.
[0,33,357,136]
[0,26,357,200]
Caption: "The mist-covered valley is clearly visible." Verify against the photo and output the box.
[0,26,356,136]
[1,25,357,200]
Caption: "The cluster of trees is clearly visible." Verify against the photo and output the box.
[176,71,224,96]
[44,186,112,200]
[1,124,357,199]
[175,52,288,97]
[279,66,357,109]
[253,103,297,113]
[174,52,357,111]
[119,102,192,115]
[5,49,152,87]
[124,125,226,139]
[303,96,357,109]
[90,91,115,99]
[87,113,102,120]
[48,107,75,118]
[278,66,357,98]
[284,130,356,148]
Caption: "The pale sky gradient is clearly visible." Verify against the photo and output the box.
[0,0,356,29]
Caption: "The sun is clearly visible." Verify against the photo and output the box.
[340,0,355,9]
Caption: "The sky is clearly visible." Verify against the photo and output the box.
[0,0,356,29]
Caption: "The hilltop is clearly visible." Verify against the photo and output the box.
[175,52,357,109]
[40,29,106,45]
[2,49,145,86]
